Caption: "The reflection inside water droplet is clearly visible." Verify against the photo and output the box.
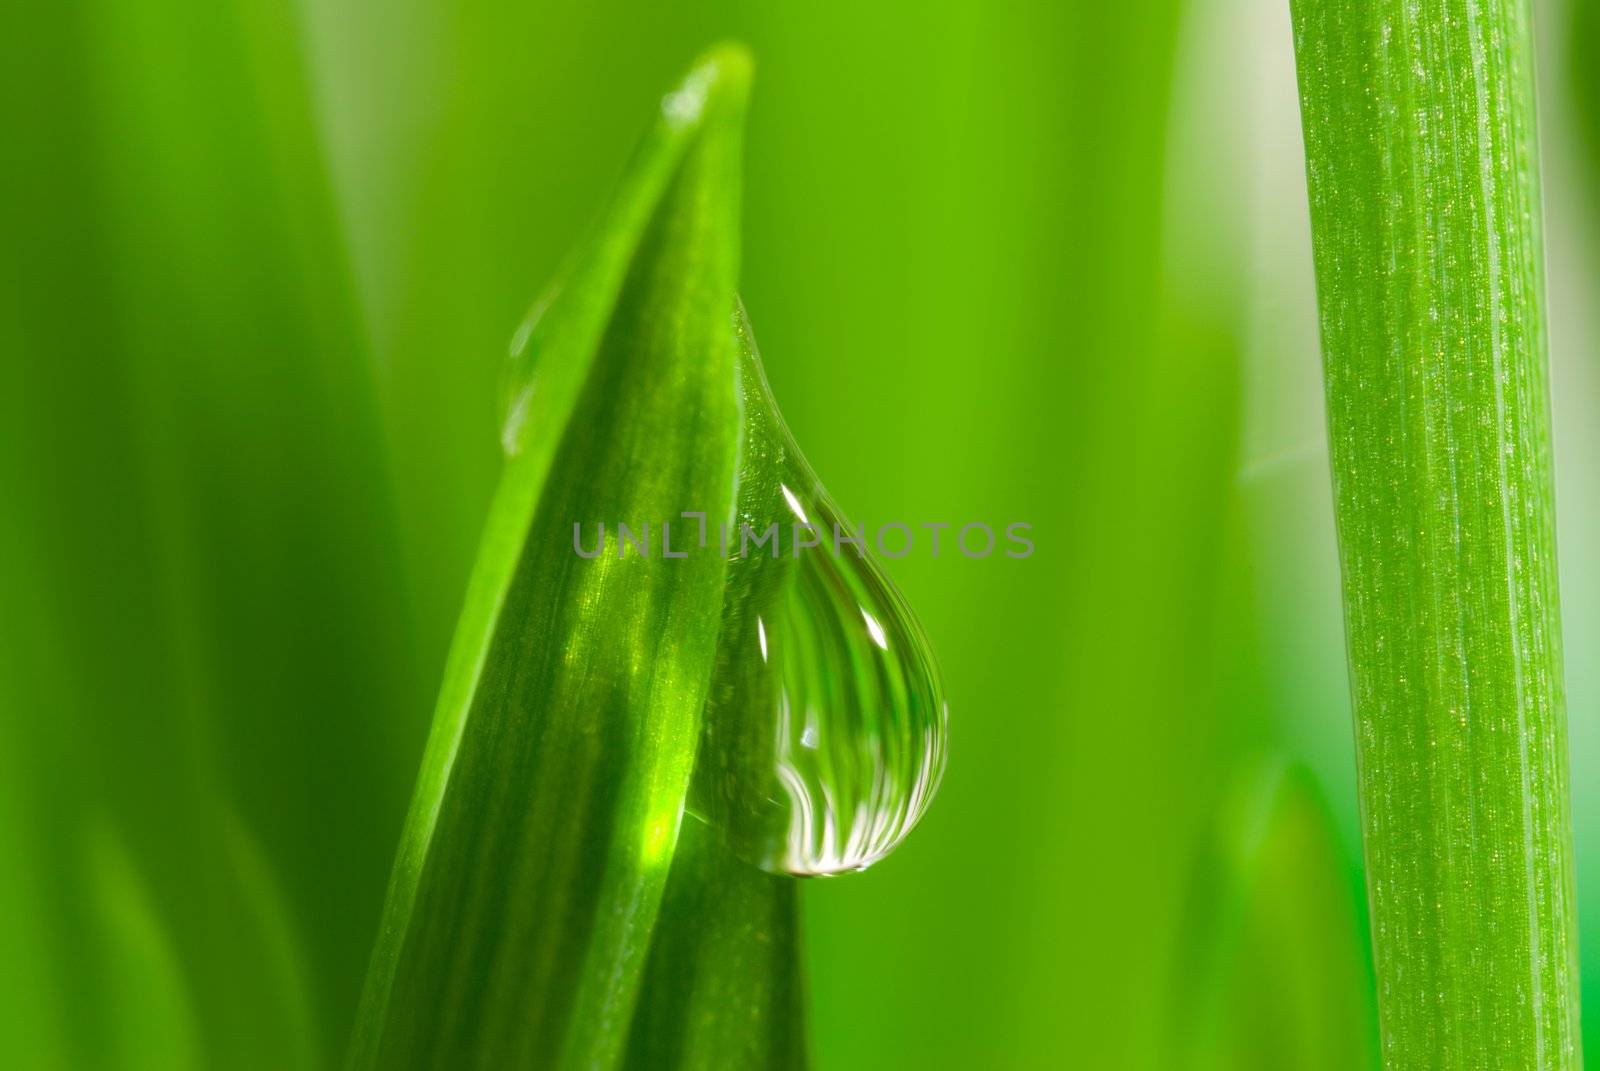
[689,304,949,877]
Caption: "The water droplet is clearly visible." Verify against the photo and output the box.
[690,304,948,877]
[661,63,714,127]
[501,286,557,455]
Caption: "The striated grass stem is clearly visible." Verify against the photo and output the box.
[1290,0,1580,1065]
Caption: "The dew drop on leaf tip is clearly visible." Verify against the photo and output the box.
[689,303,949,877]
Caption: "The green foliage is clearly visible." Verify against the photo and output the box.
[1291,0,1580,1064]
[348,46,762,1069]
[20,0,1600,1065]
[0,0,414,1063]
[625,820,807,1070]
[1170,758,1375,1071]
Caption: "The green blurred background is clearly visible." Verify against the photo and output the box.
[3,0,1599,1066]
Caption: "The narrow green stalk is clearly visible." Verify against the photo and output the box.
[1290,1,1579,1066]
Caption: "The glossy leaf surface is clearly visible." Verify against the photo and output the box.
[350,46,753,1070]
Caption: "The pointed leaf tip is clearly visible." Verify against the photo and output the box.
[351,44,752,1071]
[663,43,753,130]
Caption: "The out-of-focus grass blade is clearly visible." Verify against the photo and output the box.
[1291,0,1580,1064]
[1570,0,1600,168]
[624,819,807,1070]
[1563,3,1600,1059]
[85,823,202,1071]
[1,0,398,1062]
[350,46,751,1069]
[1170,758,1375,1071]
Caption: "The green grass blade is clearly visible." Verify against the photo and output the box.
[1564,4,1600,1059]
[2,0,403,1062]
[623,819,807,1071]
[84,823,203,1071]
[349,45,751,1069]
[1169,758,1375,1071]
[1569,0,1600,171]
[1290,1,1580,1065]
